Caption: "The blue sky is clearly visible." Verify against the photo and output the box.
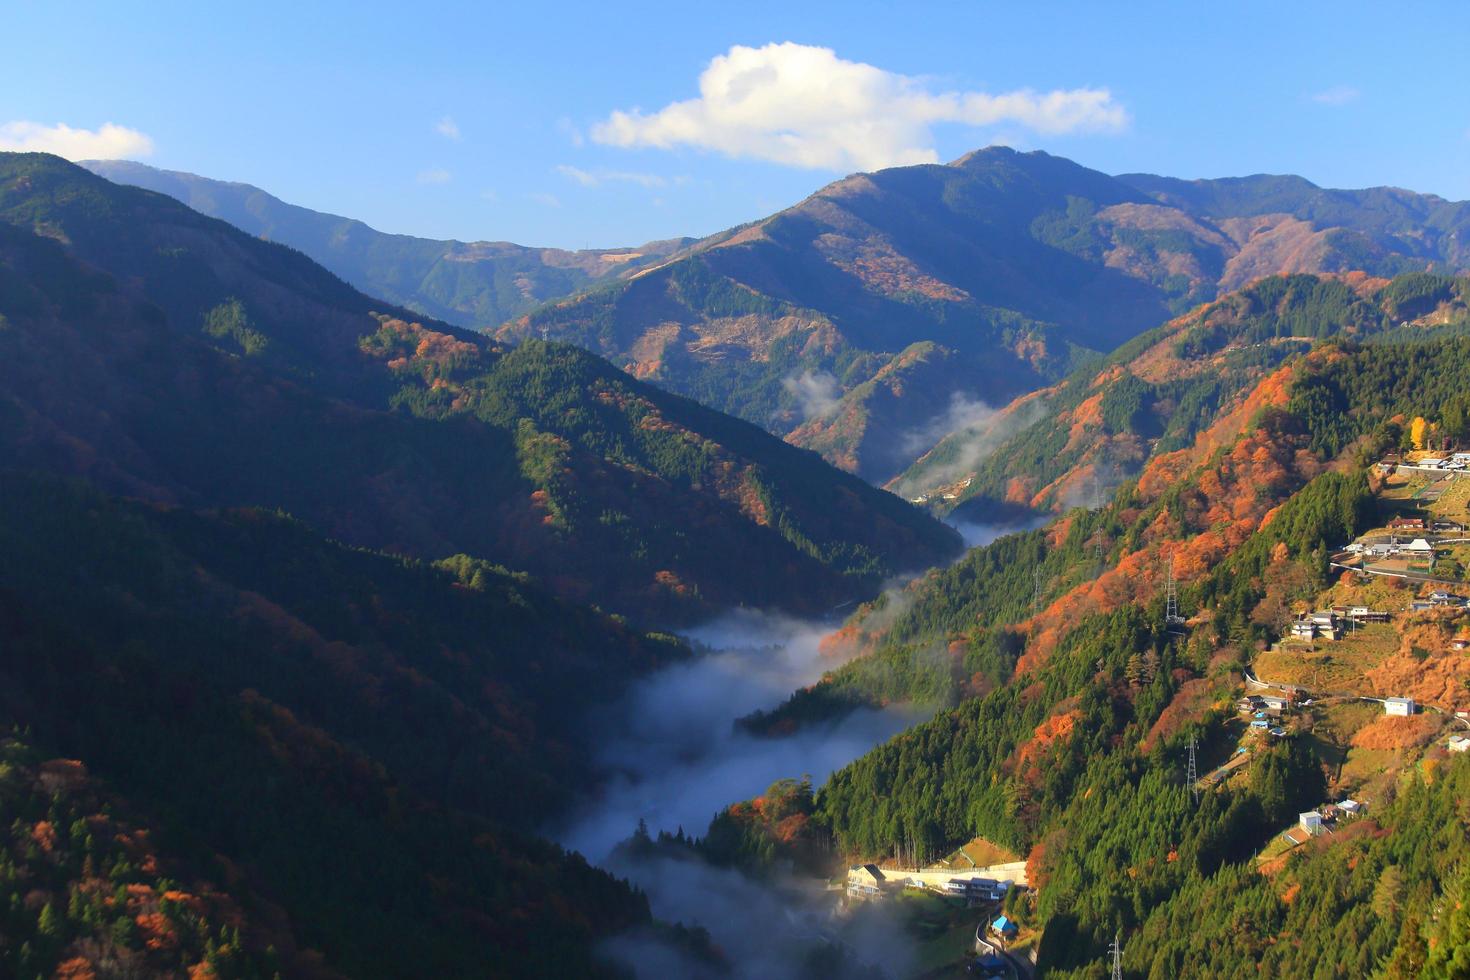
[6,0,1470,248]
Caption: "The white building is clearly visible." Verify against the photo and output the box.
[847,865,887,900]
[1448,736,1470,754]
[1385,697,1415,717]
[1299,811,1322,836]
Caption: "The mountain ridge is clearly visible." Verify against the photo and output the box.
[1,151,959,623]
[81,158,694,328]
[88,150,1470,484]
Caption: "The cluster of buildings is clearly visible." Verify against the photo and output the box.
[1239,693,1292,736]
[1346,537,1438,562]
[1289,799,1365,841]
[1287,607,1393,642]
[1383,516,1465,534]
[1408,590,1470,612]
[845,864,1014,905]
[1410,453,1470,472]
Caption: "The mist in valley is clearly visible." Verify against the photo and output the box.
[554,608,934,977]
[558,609,921,864]
[559,518,1035,977]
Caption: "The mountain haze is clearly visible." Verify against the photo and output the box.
[82,158,692,327]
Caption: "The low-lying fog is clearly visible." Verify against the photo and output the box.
[558,609,922,865]
[558,522,1026,977]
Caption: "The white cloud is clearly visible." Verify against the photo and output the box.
[1309,85,1360,106]
[592,42,1128,172]
[435,115,461,140]
[416,167,452,184]
[0,120,154,160]
[554,164,678,188]
[530,191,562,208]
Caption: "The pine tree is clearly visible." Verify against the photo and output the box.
[37,900,62,940]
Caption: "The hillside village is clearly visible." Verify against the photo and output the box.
[821,413,1470,976]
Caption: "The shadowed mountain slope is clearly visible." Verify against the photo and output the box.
[0,152,958,622]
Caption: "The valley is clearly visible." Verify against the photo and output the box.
[4,142,1470,979]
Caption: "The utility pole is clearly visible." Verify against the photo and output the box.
[1110,932,1123,980]
[1187,736,1199,804]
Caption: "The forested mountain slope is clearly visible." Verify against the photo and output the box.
[500,148,1470,482]
[82,158,689,327]
[898,271,1470,517]
[0,152,957,622]
[0,471,672,978]
[89,151,1470,488]
[733,325,1470,974]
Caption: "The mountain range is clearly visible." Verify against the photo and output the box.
[7,145,1470,978]
[91,149,1470,486]
[4,153,956,623]
[82,158,693,327]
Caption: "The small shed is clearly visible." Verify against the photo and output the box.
[1299,811,1322,836]
[1385,697,1415,717]
[1338,799,1363,816]
[1448,736,1470,754]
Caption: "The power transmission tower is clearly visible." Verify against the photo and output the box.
[1164,553,1185,631]
[1033,567,1044,613]
[1094,537,1105,576]
[1187,736,1199,804]
[1109,932,1123,980]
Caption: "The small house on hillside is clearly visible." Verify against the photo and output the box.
[1385,697,1415,717]
[1338,799,1363,816]
[1447,735,1470,753]
[1344,606,1390,623]
[1405,539,1436,559]
[989,916,1018,940]
[1299,811,1323,836]
[1389,516,1427,531]
[847,865,887,900]
[1290,613,1342,642]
